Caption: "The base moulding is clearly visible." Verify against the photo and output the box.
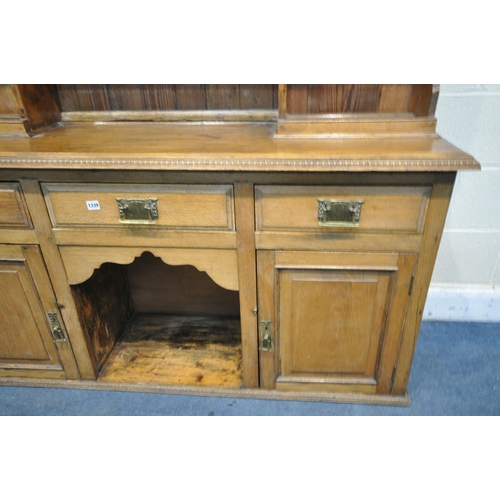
[0,378,411,407]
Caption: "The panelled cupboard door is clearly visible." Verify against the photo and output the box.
[0,245,78,379]
[257,251,417,395]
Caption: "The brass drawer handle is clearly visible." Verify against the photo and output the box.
[116,198,159,224]
[318,199,364,227]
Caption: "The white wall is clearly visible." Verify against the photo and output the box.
[423,84,500,321]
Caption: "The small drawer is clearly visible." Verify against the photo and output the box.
[0,182,32,228]
[42,183,235,230]
[255,185,431,234]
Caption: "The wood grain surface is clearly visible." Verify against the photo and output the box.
[255,185,431,234]
[0,245,78,379]
[42,183,235,230]
[259,250,417,395]
[286,84,434,116]
[72,262,133,370]
[0,122,479,171]
[126,251,240,317]
[57,85,277,112]
[0,85,478,403]
[99,314,242,388]
[59,246,239,291]
[0,182,32,227]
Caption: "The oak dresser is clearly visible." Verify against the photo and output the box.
[0,84,480,405]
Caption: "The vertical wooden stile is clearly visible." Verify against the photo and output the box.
[376,253,418,393]
[20,179,98,380]
[392,173,456,394]
[256,250,277,389]
[234,183,259,388]
[409,84,434,117]
[278,84,287,118]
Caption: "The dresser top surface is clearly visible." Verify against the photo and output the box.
[0,122,479,172]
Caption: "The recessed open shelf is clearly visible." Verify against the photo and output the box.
[71,251,242,389]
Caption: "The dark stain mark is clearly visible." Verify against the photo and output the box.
[126,315,241,350]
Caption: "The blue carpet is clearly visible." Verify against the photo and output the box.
[1,321,499,415]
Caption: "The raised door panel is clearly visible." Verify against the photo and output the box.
[257,251,416,394]
[280,269,390,382]
[0,245,77,379]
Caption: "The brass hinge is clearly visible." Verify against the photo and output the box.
[408,274,415,296]
[260,320,272,352]
[47,312,67,342]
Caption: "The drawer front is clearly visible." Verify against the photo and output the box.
[255,185,431,234]
[0,182,32,228]
[42,183,235,230]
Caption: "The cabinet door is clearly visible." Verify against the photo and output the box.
[0,245,78,379]
[257,251,417,394]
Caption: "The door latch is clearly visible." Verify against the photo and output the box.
[47,312,67,342]
[260,320,272,352]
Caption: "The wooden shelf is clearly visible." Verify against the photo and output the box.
[98,314,243,388]
[0,121,479,172]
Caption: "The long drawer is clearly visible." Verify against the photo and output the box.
[42,183,235,230]
[255,184,432,252]
[255,185,431,233]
